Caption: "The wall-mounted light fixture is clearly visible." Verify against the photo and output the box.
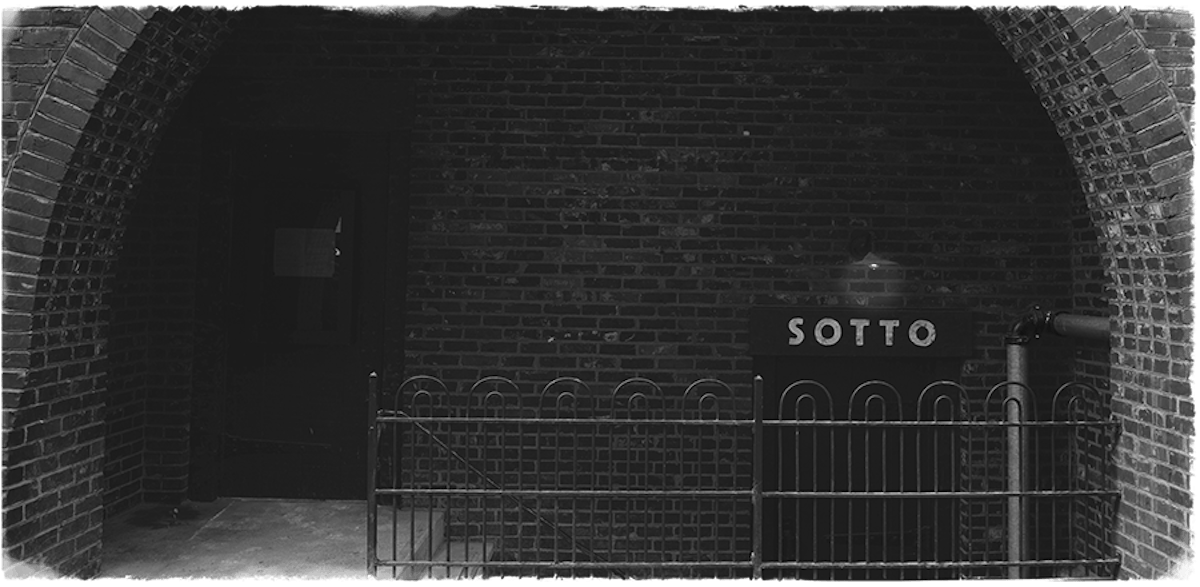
[854,251,898,271]
[847,228,898,270]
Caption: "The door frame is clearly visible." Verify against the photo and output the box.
[187,78,412,501]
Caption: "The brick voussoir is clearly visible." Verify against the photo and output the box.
[62,44,119,82]
[43,78,101,115]
[3,187,58,218]
[4,168,62,204]
[1074,9,1125,45]
[25,102,89,145]
[51,62,108,98]
[1131,114,1188,149]
[1107,62,1162,101]
[72,26,126,65]
[1143,134,1192,165]
[27,114,83,148]
[101,7,151,35]
[82,10,139,49]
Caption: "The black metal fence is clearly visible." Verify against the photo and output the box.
[367,374,1119,579]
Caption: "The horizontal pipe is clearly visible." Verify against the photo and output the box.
[1049,313,1109,340]
[375,488,754,497]
[1006,308,1110,343]
[374,487,1118,499]
[377,414,753,425]
[379,560,757,569]
[379,416,1115,427]
[757,558,1121,571]
[378,557,1121,571]
[759,490,1117,498]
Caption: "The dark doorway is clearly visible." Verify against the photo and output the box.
[757,356,963,579]
[219,130,390,499]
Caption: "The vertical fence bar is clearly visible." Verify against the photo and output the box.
[400,398,411,578]
[366,372,379,577]
[752,376,763,580]
[537,414,544,574]
[794,410,802,579]
[472,410,482,578]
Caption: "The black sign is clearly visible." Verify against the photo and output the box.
[749,308,974,357]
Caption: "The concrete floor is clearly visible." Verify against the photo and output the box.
[99,498,371,580]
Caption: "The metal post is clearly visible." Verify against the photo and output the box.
[1004,344,1026,579]
[366,372,379,577]
[752,375,764,580]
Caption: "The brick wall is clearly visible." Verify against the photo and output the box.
[1,8,91,179]
[1067,188,1118,567]
[1133,9,1195,118]
[204,7,1087,395]
[3,4,1189,579]
[198,6,1089,571]
[103,122,202,513]
[2,7,231,576]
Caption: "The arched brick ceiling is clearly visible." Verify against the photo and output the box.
[1,5,1192,578]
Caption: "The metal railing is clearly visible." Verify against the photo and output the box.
[367,374,1120,579]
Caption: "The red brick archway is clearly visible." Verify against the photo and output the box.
[2,7,233,576]
[980,7,1193,578]
[2,6,1191,578]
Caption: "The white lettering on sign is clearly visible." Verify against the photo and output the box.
[783,316,938,349]
[879,319,900,346]
[849,318,870,346]
[814,318,842,346]
[909,319,936,347]
[787,317,804,346]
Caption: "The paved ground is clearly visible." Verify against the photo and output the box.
[99,498,370,580]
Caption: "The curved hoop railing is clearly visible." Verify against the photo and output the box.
[368,373,1120,580]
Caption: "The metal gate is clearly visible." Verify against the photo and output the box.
[367,374,1119,579]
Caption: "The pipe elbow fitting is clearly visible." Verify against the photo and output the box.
[1006,306,1050,345]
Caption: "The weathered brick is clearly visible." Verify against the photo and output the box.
[7,27,75,48]
[5,9,90,28]
[63,45,119,82]
[27,114,83,148]
[73,26,126,64]
[54,61,107,94]
[0,45,53,64]
[12,152,69,183]
[1141,11,1194,31]
[84,11,139,48]
[1,5,1191,581]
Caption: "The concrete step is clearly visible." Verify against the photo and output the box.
[423,539,498,580]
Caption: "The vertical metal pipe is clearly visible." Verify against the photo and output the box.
[366,372,379,577]
[397,399,405,580]
[1005,342,1027,579]
[397,401,407,579]
[752,376,763,580]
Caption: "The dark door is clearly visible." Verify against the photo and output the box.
[221,130,389,499]
[758,356,962,579]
